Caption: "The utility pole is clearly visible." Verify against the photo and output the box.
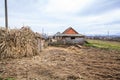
[108,30,109,36]
[42,28,44,34]
[107,30,110,39]
[5,0,8,30]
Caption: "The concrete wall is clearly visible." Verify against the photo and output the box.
[63,37,85,44]
[49,36,85,45]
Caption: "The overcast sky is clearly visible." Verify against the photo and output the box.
[0,0,120,35]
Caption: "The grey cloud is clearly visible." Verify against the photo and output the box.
[78,0,120,16]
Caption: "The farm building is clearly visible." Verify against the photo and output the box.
[53,27,85,45]
[35,32,45,52]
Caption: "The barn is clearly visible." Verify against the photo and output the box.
[54,27,85,45]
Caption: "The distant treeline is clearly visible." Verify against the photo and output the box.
[86,35,120,42]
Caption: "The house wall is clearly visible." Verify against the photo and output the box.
[49,36,85,45]
[63,37,85,44]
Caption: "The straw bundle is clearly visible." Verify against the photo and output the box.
[0,27,41,59]
[0,27,7,59]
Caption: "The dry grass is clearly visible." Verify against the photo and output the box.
[0,27,41,59]
[0,46,119,80]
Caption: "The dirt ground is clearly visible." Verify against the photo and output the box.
[0,46,120,80]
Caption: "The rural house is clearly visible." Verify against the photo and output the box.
[53,27,85,45]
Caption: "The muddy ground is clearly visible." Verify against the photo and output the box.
[0,46,120,80]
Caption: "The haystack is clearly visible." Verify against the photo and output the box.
[0,27,41,59]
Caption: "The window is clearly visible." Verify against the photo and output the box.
[71,37,75,39]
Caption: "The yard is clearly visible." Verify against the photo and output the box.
[0,45,120,80]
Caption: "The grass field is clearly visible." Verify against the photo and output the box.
[86,39,120,51]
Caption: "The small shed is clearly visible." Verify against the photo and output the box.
[54,27,85,45]
[35,32,45,51]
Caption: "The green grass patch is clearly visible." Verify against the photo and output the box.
[0,77,15,80]
[85,39,120,51]
[5,78,15,80]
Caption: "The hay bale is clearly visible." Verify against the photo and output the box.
[0,27,7,59]
[0,26,42,59]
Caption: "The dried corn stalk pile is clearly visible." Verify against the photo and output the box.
[0,27,41,59]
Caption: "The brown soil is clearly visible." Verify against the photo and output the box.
[0,46,120,80]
